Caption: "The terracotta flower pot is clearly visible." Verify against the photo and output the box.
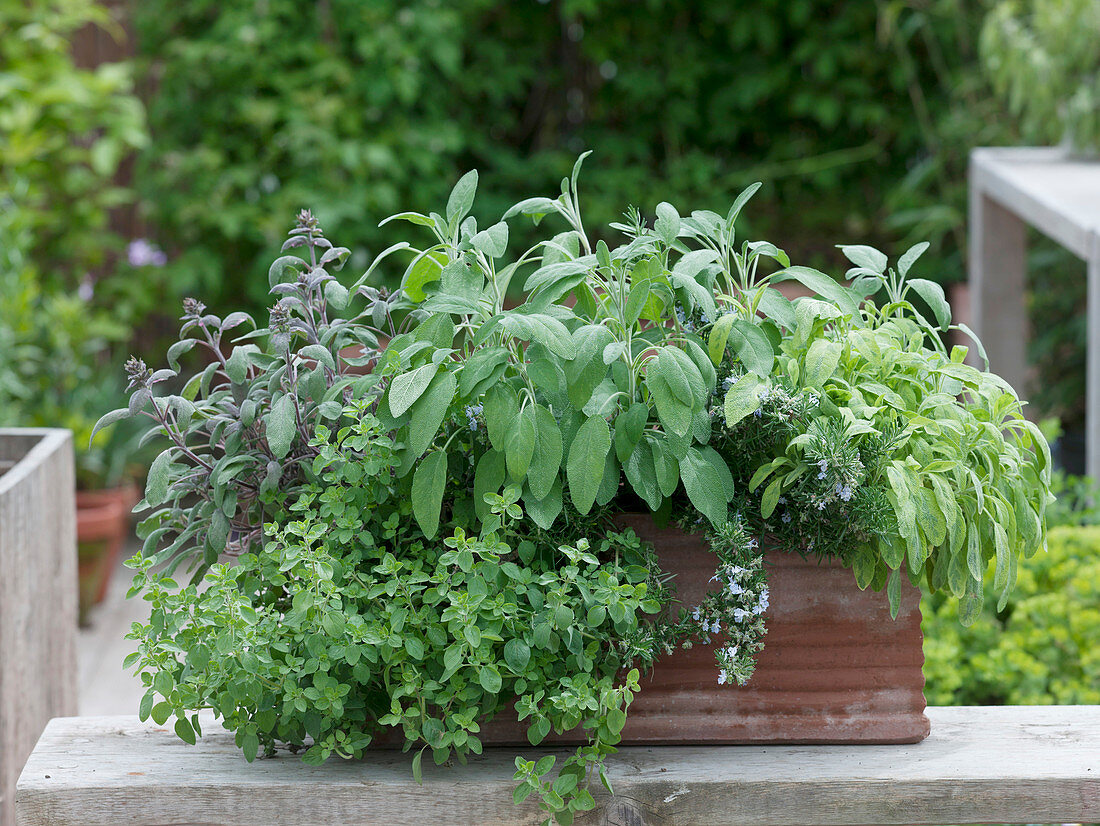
[480,515,930,746]
[76,483,139,615]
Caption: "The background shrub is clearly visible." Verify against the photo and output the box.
[0,0,148,484]
[922,524,1100,705]
[0,0,145,292]
[131,0,1014,315]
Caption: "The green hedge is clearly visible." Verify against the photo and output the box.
[132,0,1013,312]
[922,525,1100,706]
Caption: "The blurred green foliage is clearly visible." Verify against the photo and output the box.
[0,0,147,485]
[0,0,146,289]
[982,0,1100,155]
[132,0,1016,315]
[922,523,1100,705]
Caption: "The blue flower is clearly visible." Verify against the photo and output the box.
[464,404,483,431]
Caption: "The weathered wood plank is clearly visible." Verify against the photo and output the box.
[16,706,1100,826]
[0,429,78,826]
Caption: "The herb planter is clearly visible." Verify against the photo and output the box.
[481,515,929,746]
[615,516,928,744]
[0,429,78,826]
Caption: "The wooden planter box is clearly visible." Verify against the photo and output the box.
[481,515,929,746]
[0,429,78,826]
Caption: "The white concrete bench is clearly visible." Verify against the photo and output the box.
[15,705,1100,825]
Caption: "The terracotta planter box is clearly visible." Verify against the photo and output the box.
[0,429,78,826]
[480,515,929,746]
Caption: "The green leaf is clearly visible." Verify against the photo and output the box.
[613,402,649,462]
[699,446,735,501]
[174,716,196,745]
[656,346,702,405]
[966,518,983,581]
[151,701,172,726]
[773,266,862,317]
[505,405,537,480]
[458,347,509,397]
[225,345,251,384]
[90,407,130,445]
[624,280,651,326]
[528,405,563,500]
[803,338,842,388]
[407,369,457,458]
[654,201,681,244]
[523,260,589,294]
[484,383,519,452]
[401,251,446,302]
[504,196,558,220]
[886,568,901,619]
[647,369,692,437]
[839,244,888,274]
[447,169,478,224]
[623,438,661,510]
[268,255,304,288]
[504,639,531,673]
[298,343,336,372]
[670,266,717,322]
[478,665,503,694]
[723,374,763,426]
[907,278,951,331]
[566,415,611,514]
[380,211,434,228]
[897,241,930,277]
[499,312,577,359]
[727,319,775,376]
[389,364,440,418]
[471,221,509,259]
[323,279,349,310]
[566,325,615,408]
[651,437,680,496]
[412,451,448,539]
[439,259,483,304]
[679,448,727,527]
[596,449,620,506]
[707,313,737,365]
[756,288,796,330]
[412,749,424,785]
[145,449,174,507]
[264,393,297,459]
[761,476,783,519]
[474,449,506,522]
[524,477,563,529]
